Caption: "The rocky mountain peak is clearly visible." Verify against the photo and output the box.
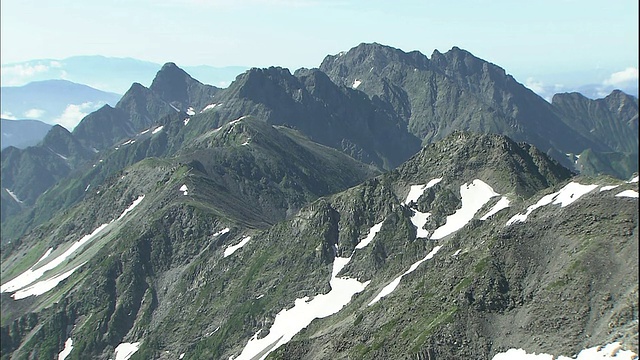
[320,42,431,78]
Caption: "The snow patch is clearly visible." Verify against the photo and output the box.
[5,188,23,204]
[180,353,185,359]
[506,182,598,226]
[183,117,190,125]
[229,115,249,126]
[355,222,383,249]
[224,236,251,257]
[117,195,145,221]
[200,103,220,112]
[480,196,510,220]
[410,210,431,238]
[140,128,150,135]
[35,248,54,266]
[152,125,164,134]
[236,255,369,360]
[213,228,231,237]
[2,192,142,297]
[180,184,189,196]
[186,107,195,116]
[600,185,620,192]
[452,249,462,257]
[114,342,141,360]
[627,176,639,183]
[121,139,135,146]
[492,342,637,360]
[12,263,85,299]
[403,178,442,205]
[58,338,73,360]
[368,246,442,306]
[235,221,382,359]
[430,180,499,239]
[1,223,109,294]
[616,190,638,198]
[85,184,91,192]
[351,79,362,89]
[169,103,180,112]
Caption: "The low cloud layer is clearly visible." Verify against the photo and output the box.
[53,102,97,130]
[23,108,46,119]
[0,61,63,86]
[1,112,18,120]
[525,67,639,102]
[604,67,638,87]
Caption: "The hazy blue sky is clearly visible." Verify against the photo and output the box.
[1,0,638,89]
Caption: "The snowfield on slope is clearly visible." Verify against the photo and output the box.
[368,178,507,304]
[113,342,141,360]
[493,342,637,360]
[506,182,598,226]
[1,195,145,299]
[234,222,384,360]
[223,236,251,257]
[430,179,501,239]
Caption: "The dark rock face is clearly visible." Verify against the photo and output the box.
[320,43,635,173]
[193,65,421,170]
[72,105,136,150]
[552,90,639,154]
[149,62,221,113]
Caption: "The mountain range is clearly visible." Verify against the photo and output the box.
[0,119,52,150]
[0,80,122,128]
[1,56,248,94]
[0,43,637,360]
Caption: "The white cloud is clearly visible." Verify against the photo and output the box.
[23,108,46,119]
[525,77,545,95]
[603,67,638,86]
[53,102,96,130]
[1,112,18,120]
[0,63,51,81]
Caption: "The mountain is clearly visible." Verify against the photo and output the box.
[0,63,223,220]
[319,43,636,173]
[1,56,248,94]
[552,90,638,154]
[1,119,52,149]
[551,90,638,179]
[1,131,636,360]
[1,44,638,360]
[0,80,122,128]
[186,66,421,169]
[0,124,93,223]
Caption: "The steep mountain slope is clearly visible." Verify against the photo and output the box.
[148,62,221,114]
[186,66,421,169]
[3,132,635,360]
[0,116,380,359]
[0,119,52,150]
[1,64,224,234]
[552,90,638,154]
[552,90,639,179]
[319,43,636,173]
[1,125,93,206]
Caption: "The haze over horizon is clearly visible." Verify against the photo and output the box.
[2,1,637,84]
